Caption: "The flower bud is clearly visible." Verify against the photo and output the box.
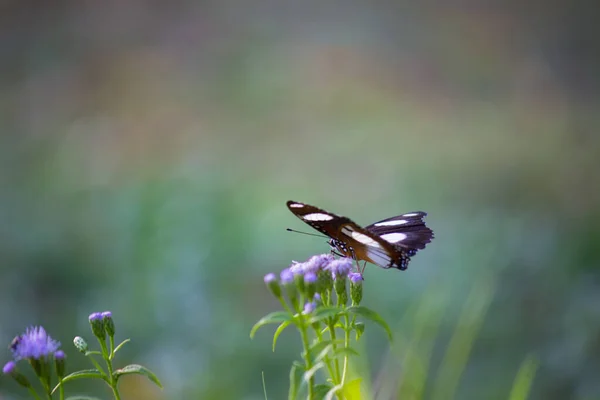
[304,272,317,300]
[303,301,316,314]
[334,276,348,306]
[281,268,298,308]
[102,312,115,338]
[3,361,32,388]
[54,350,66,378]
[73,336,88,354]
[89,312,105,341]
[349,272,364,305]
[264,273,282,299]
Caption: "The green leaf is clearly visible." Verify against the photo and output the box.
[272,320,292,352]
[314,384,332,400]
[113,338,131,354]
[307,306,343,324]
[307,339,344,362]
[52,370,106,394]
[303,361,326,383]
[347,306,393,341]
[354,322,365,340]
[113,364,163,389]
[289,363,302,400]
[508,355,538,400]
[332,346,360,359]
[251,311,294,339]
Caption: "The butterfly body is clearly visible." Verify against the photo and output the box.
[287,201,434,271]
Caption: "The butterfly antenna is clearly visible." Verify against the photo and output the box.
[286,228,328,239]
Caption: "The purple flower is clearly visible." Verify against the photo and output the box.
[304,272,317,284]
[303,301,316,314]
[289,261,305,275]
[264,273,276,284]
[101,311,112,319]
[327,258,353,278]
[349,272,364,284]
[313,293,322,303]
[54,350,65,360]
[10,326,60,360]
[3,361,16,374]
[303,254,335,274]
[280,268,294,284]
[88,312,102,322]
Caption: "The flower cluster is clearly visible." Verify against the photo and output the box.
[253,254,389,399]
[264,254,363,312]
[2,311,161,399]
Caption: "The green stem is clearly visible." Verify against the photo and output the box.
[328,319,341,384]
[312,324,337,383]
[299,320,315,399]
[27,386,42,400]
[99,339,121,400]
[341,315,351,385]
[57,377,65,400]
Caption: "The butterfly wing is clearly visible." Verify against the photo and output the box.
[365,211,434,252]
[287,201,406,269]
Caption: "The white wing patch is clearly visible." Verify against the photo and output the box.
[289,203,304,208]
[402,212,420,217]
[380,233,408,243]
[351,232,382,248]
[366,248,392,268]
[340,225,382,248]
[303,213,334,221]
[373,219,408,227]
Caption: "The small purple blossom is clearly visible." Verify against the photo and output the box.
[89,312,102,322]
[54,350,65,360]
[264,273,277,284]
[101,311,112,319]
[303,254,335,274]
[349,272,364,284]
[313,293,321,302]
[280,268,294,284]
[3,361,16,375]
[303,301,316,314]
[304,272,318,284]
[289,261,305,275]
[10,326,60,360]
[327,258,353,278]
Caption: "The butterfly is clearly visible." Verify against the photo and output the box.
[287,200,434,272]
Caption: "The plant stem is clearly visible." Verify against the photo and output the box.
[341,315,351,385]
[299,321,315,399]
[328,319,341,384]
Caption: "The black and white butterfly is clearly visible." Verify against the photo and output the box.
[287,200,434,271]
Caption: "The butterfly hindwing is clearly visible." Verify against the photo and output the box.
[366,211,434,251]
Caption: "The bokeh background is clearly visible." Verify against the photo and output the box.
[1,1,599,399]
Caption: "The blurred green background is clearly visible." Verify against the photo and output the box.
[1,1,599,399]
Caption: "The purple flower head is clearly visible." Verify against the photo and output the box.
[304,272,318,284]
[264,273,276,284]
[3,361,16,375]
[313,293,322,303]
[289,261,305,275]
[101,311,112,319]
[327,258,353,278]
[349,272,364,284]
[303,301,316,314]
[303,254,335,274]
[10,326,61,360]
[280,268,294,284]
[88,312,102,322]
[54,350,65,360]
